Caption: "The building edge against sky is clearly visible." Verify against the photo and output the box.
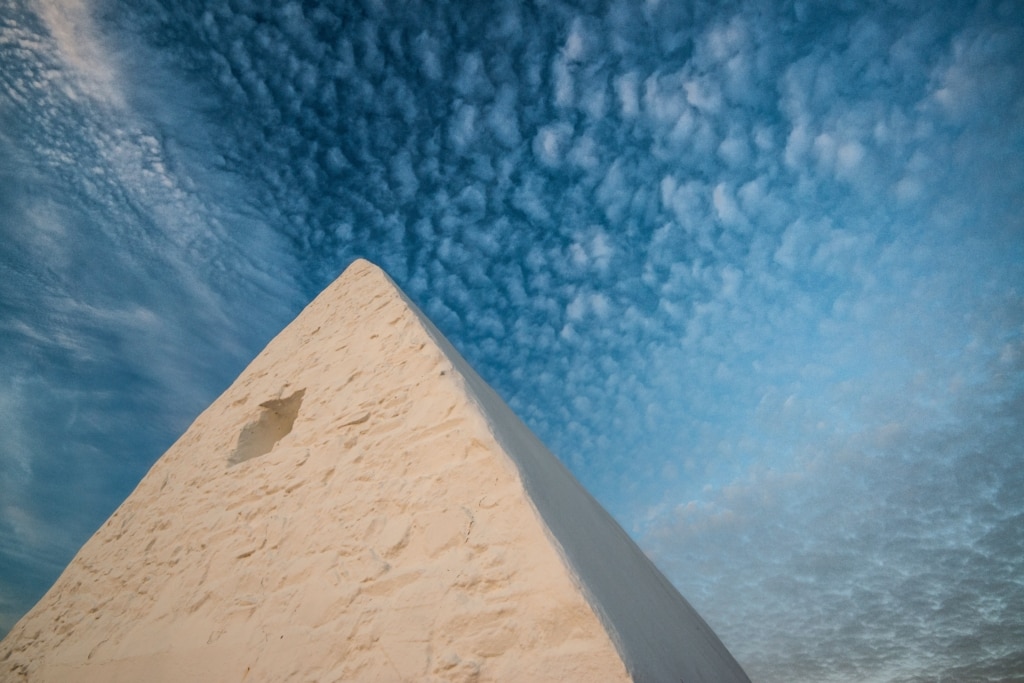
[0,259,750,682]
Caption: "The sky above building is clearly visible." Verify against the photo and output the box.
[1,0,1022,680]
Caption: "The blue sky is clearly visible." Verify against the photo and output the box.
[2,0,1022,679]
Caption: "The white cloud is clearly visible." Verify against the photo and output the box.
[774,219,817,270]
[684,76,722,114]
[552,55,575,108]
[660,176,707,232]
[712,183,746,229]
[487,85,521,148]
[562,17,588,63]
[566,292,587,321]
[413,30,444,81]
[595,158,631,224]
[614,71,641,118]
[567,133,600,170]
[389,149,419,202]
[511,172,552,224]
[836,140,866,179]
[643,71,691,125]
[532,122,574,167]
[36,0,125,107]
[720,265,742,300]
[449,101,478,151]
[454,51,492,100]
[783,121,812,169]
[579,79,609,121]
[717,129,751,167]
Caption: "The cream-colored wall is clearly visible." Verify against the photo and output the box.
[1,260,629,683]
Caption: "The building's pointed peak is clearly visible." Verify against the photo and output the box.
[0,258,749,683]
[326,257,395,295]
[343,256,379,273]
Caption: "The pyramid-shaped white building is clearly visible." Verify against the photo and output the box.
[0,260,749,682]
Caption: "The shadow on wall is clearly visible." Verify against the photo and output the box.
[228,389,305,466]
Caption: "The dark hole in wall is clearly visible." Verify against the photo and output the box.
[228,389,305,466]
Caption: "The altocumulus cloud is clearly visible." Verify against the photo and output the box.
[1,0,1023,680]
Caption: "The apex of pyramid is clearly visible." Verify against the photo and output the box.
[335,256,385,284]
[327,256,398,293]
[1,259,749,683]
